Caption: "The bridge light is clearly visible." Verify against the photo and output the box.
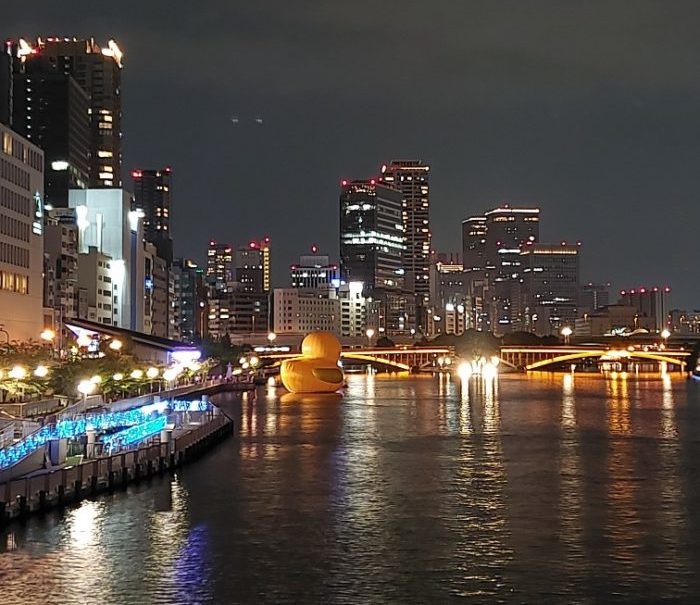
[457,361,472,380]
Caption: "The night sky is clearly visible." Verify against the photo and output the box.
[5,2,700,307]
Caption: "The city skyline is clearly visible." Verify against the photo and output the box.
[4,3,700,310]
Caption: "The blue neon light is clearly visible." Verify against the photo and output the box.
[0,405,170,470]
[102,416,167,454]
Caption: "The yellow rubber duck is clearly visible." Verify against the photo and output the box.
[280,332,344,393]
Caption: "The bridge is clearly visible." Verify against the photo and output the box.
[500,345,690,371]
[260,347,454,371]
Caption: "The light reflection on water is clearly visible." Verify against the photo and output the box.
[1,372,700,604]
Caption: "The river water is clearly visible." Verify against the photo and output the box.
[1,372,700,604]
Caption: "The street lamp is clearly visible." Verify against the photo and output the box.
[77,379,96,411]
[366,328,375,347]
[561,326,573,345]
[8,365,27,380]
[661,328,671,340]
[34,365,49,378]
[40,328,55,343]
[109,338,123,351]
[267,332,276,343]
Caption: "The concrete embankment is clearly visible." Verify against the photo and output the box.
[0,410,233,527]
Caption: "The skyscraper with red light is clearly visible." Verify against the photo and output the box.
[132,167,173,264]
[235,238,271,293]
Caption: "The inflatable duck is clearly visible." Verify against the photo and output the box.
[280,332,344,393]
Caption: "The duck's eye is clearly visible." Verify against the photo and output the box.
[312,368,343,384]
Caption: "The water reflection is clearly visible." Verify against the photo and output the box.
[1,373,699,603]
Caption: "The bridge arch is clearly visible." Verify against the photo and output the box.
[525,350,687,371]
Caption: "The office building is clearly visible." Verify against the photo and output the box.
[207,291,269,341]
[77,245,113,325]
[379,160,431,302]
[273,288,340,334]
[618,287,671,332]
[431,257,466,307]
[340,178,415,336]
[132,167,173,264]
[290,246,340,289]
[69,188,144,331]
[426,301,471,337]
[462,216,488,272]
[338,282,369,338]
[339,179,404,292]
[235,240,269,293]
[520,243,580,336]
[171,258,207,343]
[7,37,123,189]
[10,66,90,207]
[0,123,45,341]
[461,204,540,334]
[206,241,233,292]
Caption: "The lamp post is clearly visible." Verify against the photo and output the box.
[77,379,96,412]
[267,332,276,345]
[366,328,375,348]
[660,328,671,350]
[561,326,573,345]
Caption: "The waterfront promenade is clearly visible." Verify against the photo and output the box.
[0,379,240,525]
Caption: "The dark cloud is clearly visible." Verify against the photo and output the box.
[4,1,700,305]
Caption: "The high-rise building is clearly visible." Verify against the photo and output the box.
[171,258,207,343]
[235,240,269,293]
[379,160,430,302]
[69,188,145,331]
[339,179,404,292]
[479,205,540,334]
[520,243,580,336]
[132,167,173,264]
[8,37,123,189]
[0,49,12,126]
[290,245,339,289]
[206,241,233,292]
[462,216,488,272]
[340,178,416,336]
[10,63,90,207]
[0,123,45,341]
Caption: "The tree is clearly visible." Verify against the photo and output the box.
[376,336,395,348]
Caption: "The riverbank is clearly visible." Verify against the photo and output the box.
[0,382,244,527]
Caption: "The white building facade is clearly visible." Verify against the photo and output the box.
[273,288,340,335]
[69,188,145,331]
